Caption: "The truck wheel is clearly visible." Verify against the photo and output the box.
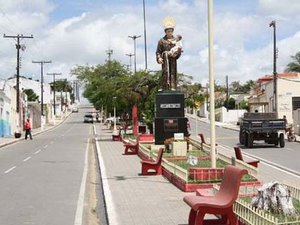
[239,131,245,145]
[248,133,253,148]
[279,133,285,148]
[244,133,248,147]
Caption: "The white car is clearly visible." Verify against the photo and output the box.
[72,107,79,113]
[84,114,93,123]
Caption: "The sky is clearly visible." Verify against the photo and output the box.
[0,0,300,86]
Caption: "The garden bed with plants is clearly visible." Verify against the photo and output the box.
[138,143,260,192]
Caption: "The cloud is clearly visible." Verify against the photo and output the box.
[258,0,300,16]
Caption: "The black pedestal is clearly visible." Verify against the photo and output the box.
[154,91,187,145]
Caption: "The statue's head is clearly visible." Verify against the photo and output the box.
[164,28,174,38]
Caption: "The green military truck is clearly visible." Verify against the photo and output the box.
[239,113,286,148]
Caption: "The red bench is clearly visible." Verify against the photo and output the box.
[123,134,154,155]
[140,148,163,175]
[234,147,259,168]
[183,165,247,225]
[123,142,139,155]
[112,129,121,141]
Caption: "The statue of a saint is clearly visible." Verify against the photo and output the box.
[156,17,182,91]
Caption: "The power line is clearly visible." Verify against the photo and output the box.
[0,7,28,34]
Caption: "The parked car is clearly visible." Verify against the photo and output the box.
[84,114,93,123]
[72,107,79,113]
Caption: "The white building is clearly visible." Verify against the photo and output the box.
[248,72,300,133]
[0,80,19,137]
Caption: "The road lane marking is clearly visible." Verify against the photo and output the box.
[74,129,89,225]
[218,144,300,178]
[94,125,119,225]
[23,157,31,162]
[34,149,42,154]
[216,136,237,140]
[4,166,16,174]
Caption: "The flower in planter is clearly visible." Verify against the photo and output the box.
[187,155,198,166]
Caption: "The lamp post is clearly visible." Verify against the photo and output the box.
[128,35,141,74]
[126,53,134,73]
[269,20,277,116]
[142,0,148,70]
[113,97,117,132]
[208,0,216,168]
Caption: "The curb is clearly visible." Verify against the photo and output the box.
[0,113,72,149]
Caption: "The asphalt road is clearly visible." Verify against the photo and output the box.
[0,109,92,225]
[188,117,300,175]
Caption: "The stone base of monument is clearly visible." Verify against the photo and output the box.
[154,91,188,145]
[154,117,188,145]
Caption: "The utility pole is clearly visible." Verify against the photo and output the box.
[3,34,33,114]
[128,35,141,74]
[269,20,278,117]
[106,48,113,62]
[226,75,229,112]
[47,72,61,116]
[126,53,134,73]
[32,60,52,116]
[142,0,148,70]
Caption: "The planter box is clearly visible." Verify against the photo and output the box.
[172,141,187,156]
[189,168,223,181]
[139,142,260,192]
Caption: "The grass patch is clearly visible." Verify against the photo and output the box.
[173,159,228,170]
[163,149,209,158]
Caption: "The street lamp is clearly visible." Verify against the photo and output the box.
[113,96,117,132]
[142,0,148,70]
[128,35,141,74]
[208,0,216,168]
[126,53,134,73]
[269,20,277,116]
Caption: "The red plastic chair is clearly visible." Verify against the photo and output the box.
[183,165,248,225]
[234,147,259,168]
[140,148,164,175]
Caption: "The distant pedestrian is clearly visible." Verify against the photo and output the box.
[24,118,32,140]
[187,118,191,130]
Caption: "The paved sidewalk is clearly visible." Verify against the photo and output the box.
[94,124,193,225]
[94,122,300,225]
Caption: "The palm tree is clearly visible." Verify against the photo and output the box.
[285,52,300,72]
